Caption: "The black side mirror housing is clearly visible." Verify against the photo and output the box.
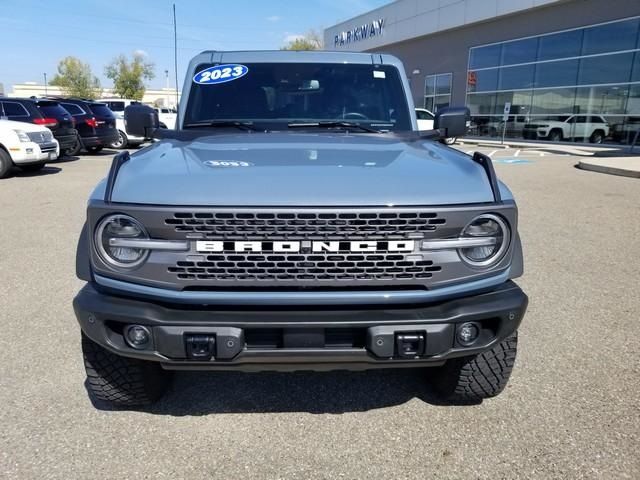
[434,107,470,139]
[124,104,159,139]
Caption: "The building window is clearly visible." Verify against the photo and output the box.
[466,16,640,143]
[424,73,452,112]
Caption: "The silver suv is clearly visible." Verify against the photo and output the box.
[74,51,527,407]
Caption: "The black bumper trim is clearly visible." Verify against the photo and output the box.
[73,281,527,371]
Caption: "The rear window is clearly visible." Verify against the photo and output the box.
[88,103,114,118]
[36,102,70,118]
[60,103,86,116]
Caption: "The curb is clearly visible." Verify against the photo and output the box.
[578,161,640,178]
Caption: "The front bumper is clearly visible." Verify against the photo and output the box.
[74,281,528,372]
[10,141,59,164]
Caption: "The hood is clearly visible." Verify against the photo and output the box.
[105,132,496,206]
[0,119,50,133]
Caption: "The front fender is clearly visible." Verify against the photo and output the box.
[76,222,92,281]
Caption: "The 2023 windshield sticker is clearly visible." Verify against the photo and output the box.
[193,64,249,85]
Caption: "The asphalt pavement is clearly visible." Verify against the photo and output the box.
[0,146,638,479]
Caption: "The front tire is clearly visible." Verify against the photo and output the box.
[548,129,563,142]
[431,332,518,403]
[589,130,605,144]
[110,130,128,149]
[0,149,13,178]
[81,332,171,407]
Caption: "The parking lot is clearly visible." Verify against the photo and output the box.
[1,147,639,479]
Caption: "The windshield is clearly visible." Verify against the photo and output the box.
[184,62,412,131]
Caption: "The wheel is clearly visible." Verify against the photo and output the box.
[430,332,518,403]
[0,149,13,178]
[19,162,46,173]
[86,146,104,154]
[589,130,604,144]
[110,130,128,149]
[548,129,563,142]
[65,136,82,156]
[81,332,171,407]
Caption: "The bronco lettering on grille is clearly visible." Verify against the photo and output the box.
[195,240,415,253]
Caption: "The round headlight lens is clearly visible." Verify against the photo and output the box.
[95,214,149,269]
[459,214,509,267]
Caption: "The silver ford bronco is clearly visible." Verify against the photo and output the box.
[74,51,527,406]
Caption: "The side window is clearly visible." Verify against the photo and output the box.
[576,116,587,123]
[567,116,576,124]
[2,101,30,118]
[108,101,125,112]
[588,116,604,123]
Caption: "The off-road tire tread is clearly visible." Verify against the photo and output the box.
[81,333,170,406]
[432,332,518,402]
[0,148,13,178]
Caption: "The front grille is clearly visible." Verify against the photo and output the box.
[168,253,441,283]
[27,131,53,144]
[39,142,57,153]
[165,211,446,241]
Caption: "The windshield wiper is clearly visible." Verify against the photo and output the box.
[183,120,262,132]
[287,121,380,133]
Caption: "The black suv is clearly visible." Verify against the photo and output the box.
[0,98,77,157]
[52,98,118,155]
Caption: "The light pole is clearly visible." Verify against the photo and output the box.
[43,73,47,96]
[165,69,169,107]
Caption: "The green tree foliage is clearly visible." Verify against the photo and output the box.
[281,30,323,50]
[49,57,101,99]
[104,53,155,100]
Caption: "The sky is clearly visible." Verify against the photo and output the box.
[0,0,390,92]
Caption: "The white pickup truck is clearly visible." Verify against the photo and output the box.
[0,119,59,178]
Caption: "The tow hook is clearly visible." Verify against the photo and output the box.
[185,334,216,360]
[395,332,425,358]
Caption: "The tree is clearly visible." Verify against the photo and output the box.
[49,57,101,99]
[281,30,323,50]
[104,52,155,100]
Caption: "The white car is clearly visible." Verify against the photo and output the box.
[101,98,139,120]
[154,107,177,129]
[415,108,457,145]
[523,115,610,143]
[0,119,59,178]
[110,117,146,149]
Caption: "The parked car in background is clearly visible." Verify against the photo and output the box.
[101,98,140,120]
[154,106,177,129]
[610,117,640,144]
[0,119,59,177]
[52,98,118,155]
[110,117,146,149]
[484,115,529,138]
[0,98,77,157]
[523,115,609,143]
[415,107,434,130]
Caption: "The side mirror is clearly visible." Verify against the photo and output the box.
[434,107,470,139]
[124,104,159,139]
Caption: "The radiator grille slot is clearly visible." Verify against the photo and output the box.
[165,211,446,240]
[168,253,441,282]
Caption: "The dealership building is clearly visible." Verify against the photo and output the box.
[325,0,640,143]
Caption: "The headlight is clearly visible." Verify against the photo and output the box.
[458,214,510,267]
[95,214,149,269]
[13,130,30,142]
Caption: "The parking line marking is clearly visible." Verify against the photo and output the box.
[514,150,520,156]
[487,150,497,157]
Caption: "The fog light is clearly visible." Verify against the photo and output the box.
[125,325,151,349]
[457,322,480,346]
